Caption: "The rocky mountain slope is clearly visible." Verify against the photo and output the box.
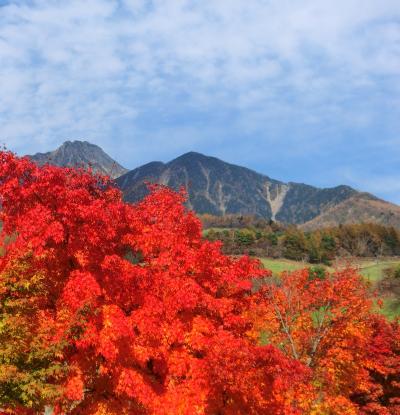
[29,140,128,179]
[301,194,400,230]
[116,151,384,225]
[28,141,400,227]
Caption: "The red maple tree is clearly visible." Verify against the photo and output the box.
[0,152,308,414]
[351,315,400,414]
[248,267,400,414]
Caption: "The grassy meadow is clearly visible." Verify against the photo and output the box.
[259,257,315,274]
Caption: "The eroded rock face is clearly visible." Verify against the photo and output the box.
[116,151,365,224]
[29,140,128,179]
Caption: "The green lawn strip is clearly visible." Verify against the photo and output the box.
[258,257,335,274]
[358,260,400,283]
[258,258,311,274]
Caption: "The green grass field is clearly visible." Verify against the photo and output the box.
[259,258,313,274]
[258,257,400,320]
[350,259,400,319]
[357,260,400,282]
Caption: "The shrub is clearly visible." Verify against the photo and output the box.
[308,265,327,281]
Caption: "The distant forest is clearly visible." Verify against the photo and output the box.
[200,215,400,263]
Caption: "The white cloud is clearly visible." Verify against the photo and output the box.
[0,0,399,158]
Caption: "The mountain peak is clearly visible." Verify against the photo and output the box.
[62,140,96,146]
[29,140,128,179]
[170,151,214,163]
[59,140,103,150]
[179,151,204,157]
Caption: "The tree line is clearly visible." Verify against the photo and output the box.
[203,218,400,263]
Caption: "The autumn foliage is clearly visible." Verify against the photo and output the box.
[248,268,400,414]
[0,151,399,414]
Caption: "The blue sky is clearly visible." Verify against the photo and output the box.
[1,0,400,203]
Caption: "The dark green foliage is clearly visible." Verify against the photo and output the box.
[234,229,255,246]
[283,229,307,261]
[321,235,336,255]
[308,265,327,281]
[204,222,400,263]
[267,233,278,246]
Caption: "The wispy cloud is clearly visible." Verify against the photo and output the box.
[0,0,399,201]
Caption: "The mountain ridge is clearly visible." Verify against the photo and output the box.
[115,150,376,224]
[28,141,400,227]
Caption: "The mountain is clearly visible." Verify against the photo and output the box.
[29,140,128,179]
[28,142,400,227]
[116,151,392,225]
[301,194,400,230]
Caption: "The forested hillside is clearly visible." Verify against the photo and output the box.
[203,216,400,262]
